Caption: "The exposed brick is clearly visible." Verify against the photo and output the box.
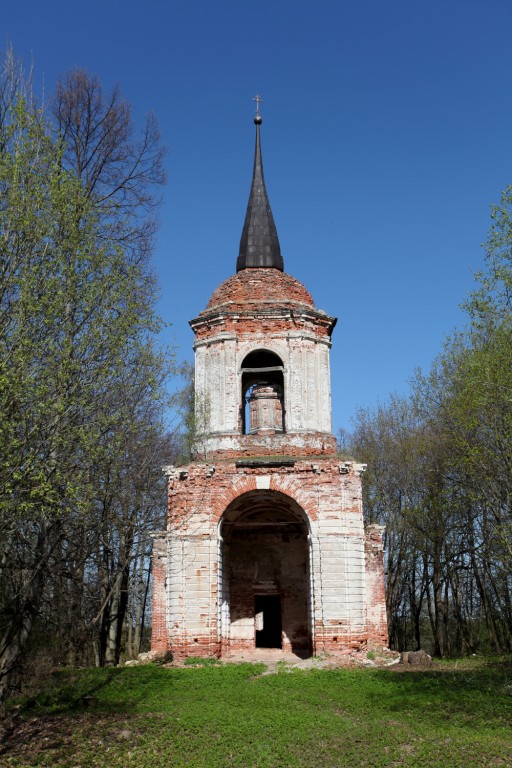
[204,269,316,313]
[151,265,388,659]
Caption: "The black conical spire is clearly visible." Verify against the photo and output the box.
[237,103,283,272]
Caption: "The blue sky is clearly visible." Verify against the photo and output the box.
[3,0,512,433]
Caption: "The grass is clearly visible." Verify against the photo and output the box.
[2,656,512,767]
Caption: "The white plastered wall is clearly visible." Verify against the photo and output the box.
[166,532,218,651]
[195,331,333,438]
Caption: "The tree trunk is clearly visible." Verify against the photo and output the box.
[137,557,152,655]
[0,526,48,718]
[432,560,445,657]
[104,579,121,667]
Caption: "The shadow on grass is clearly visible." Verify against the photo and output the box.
[366,660,512,726]
[18,662,267,718]
[20,667,133,715]
[17,657,512,729]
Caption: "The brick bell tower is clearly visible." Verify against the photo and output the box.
[151,105,388,659]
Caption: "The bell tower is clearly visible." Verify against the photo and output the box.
[151,107,388,660]
[190,111,337,460]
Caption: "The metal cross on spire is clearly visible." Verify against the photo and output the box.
[253,94,263,116]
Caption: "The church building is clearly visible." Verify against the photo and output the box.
[151,107,388,659]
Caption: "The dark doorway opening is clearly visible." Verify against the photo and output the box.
[255,595,282,648]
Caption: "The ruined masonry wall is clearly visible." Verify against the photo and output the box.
[204,268,316,311]
[150,537,168,653]
[190,268,336,458]
[152,268,389,659]
[364,524,389,648]
[152,460,388,658]
[194,330,333,442]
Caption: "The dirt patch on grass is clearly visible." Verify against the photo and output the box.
[0,712,139,761]
[389,661,441,673]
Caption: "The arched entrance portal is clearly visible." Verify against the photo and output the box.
[220,490,311,657]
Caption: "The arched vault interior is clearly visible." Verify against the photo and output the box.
[221,490,311,655]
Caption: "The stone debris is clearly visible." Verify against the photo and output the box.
[399,650,433,667]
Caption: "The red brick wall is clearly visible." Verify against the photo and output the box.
[150,537,168,652]
[364,525,389,648]
[205,268,315,311]
[166,460,339,528]
[150,266,388,659]
[195,433,338,460]
[191,269,335,342]
[151,460,389,659]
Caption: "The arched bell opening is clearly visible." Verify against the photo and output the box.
[240,350,285,435]
[219,490,311,657]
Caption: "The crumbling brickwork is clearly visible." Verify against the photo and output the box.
[154,458,384,657]
[152,118,388,659]
[191,268,336,459]
[364,524,389,648]
[151,268,388,659]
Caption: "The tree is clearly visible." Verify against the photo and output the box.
[0,56,169,715]
[465,185,512,332]
[52,68,166,261]
[350,184,512,654]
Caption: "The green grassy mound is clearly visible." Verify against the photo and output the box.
[3,657,512,767]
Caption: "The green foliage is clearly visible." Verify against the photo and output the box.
[350,183,512,657]
[0,52,171,705]
[6,659,512,767]
[183,656,221,666]
[0,95,164,523]
[171,360,214,464]
[464,184,512,330]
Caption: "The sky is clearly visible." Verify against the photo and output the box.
[3,0,512,433]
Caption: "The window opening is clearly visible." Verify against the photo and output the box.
[241,350,285,434]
